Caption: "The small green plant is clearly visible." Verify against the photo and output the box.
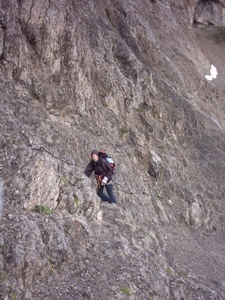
[178,270,188,277]
[149,235,155,242]
[99,88,108,99]
[74,197,79,206]
[120,126,129,134]
[75,174,82,180]
[166,267,172,275]
[120,287,131,297]
[0,272,8,283]
[10,293,19,300]
[148,297,153,300]
[49,257,56,270]
[154,190,162,198]
[102,101,108,107]
[61,176,68,185]
[35,205,52,215]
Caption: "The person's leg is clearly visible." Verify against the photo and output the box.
[97,185,111,203]
[105,182,117,204]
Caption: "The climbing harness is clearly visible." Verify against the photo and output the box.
[95,174,102,190]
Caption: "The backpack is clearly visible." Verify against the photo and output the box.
[98,150,115,173]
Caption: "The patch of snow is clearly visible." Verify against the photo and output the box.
[205,64,218,81]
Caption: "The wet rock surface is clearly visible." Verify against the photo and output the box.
[0,0,225,299]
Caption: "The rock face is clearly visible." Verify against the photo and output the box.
[0,0,225,299]
[193,0,225,26]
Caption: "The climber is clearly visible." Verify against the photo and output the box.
[84,150,117,204]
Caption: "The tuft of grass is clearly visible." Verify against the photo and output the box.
[74,197,79,206]
[49,257,56,270]
[0,272,8,283]
[166,267,172,275]
[102,100,108,107]
[61,176,68,185]
[10,293,19,300]
[35,205,52,215]
[149,235,155,242]
[154,190,162,198]
[120,287,131,297]
[120,126,129,134]
[99,88,108,99]
[178,270,188,277]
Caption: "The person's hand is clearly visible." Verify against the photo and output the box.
[101,176,108,185]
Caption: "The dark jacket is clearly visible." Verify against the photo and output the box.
[84,157,113,182]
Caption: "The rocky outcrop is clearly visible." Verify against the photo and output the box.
[193,0,225,27]
[0,0,225,299]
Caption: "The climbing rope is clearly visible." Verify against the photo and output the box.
[0,146,76,181]
[32,147,76,166]
[0,146,150,198]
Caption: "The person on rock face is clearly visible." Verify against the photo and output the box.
[84,150,117,204]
